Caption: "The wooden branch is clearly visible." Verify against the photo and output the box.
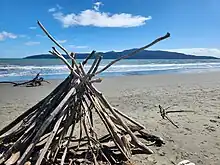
[37,20,77,65]
[81,106,98,165]
[95,33,170,75]
[37,21,69,56]
[52,47,82,76]
[35,109,67,165]
[87,94,130,160]
[60,110,77,165]
[38,21,81,77]
[0,81,18,85]
[166,110,195,114]
[0,73,49,87]
[87,55,101,76]
[90,78,102,84]
[70,52,76,69]
[91,55,102,75]
[82,51,96,66]
[49,50,74,72]
[159,105,194,128]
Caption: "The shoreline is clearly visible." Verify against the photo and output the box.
[2,69,220,83]
[0,72,220,164]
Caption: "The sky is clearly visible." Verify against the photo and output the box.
[0,0,219,58]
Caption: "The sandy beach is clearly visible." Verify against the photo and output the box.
[0,72,220,165]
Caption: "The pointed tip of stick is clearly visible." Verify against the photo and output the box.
[166,32,171,37]
[37,20,41,25]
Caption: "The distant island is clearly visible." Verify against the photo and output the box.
[24,49,218,59]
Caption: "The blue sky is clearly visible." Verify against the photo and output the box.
[0,0,219,58]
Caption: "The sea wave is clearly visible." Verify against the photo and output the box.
[1,62,220,80]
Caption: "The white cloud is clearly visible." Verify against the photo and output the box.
[48,8,56,12]
[25,41,40,46]
[68,45,88,49]
[56,4,63,10]
[48,4,62,13]
[93,1,103,11]
[29,27,37,30]
[57,39,67,43]
[53,10,151,28]
[164,48,220,57]
[0,31,17,41]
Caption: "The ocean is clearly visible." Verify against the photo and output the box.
[1,58,220,81]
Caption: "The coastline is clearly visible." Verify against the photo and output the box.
[0,72,220,164]
[2,58,220,82]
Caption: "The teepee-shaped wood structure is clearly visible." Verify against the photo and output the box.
[0,21,170,165]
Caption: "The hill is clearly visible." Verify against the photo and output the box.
[24,49,218,59]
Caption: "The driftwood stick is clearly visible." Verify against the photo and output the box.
[165,116,179,128]
[52,47,82,75]
[84,98,94,127]
[60,103,78,165]
[37,21,78,66]
[79,63,86,76]
[35,107,68,165]
[82,51,96,66]
[166,110,195,114]
[90,78,102,84]
[93,97,131,159]
[4,151,20,165]
[37,21,68,55]
[87,55,101,76]
[121,135,132,158]
[96,32,170,75]
[87,94,130,160]
[159,105,194,128]
[0,81,18,85]
[61,123,76,165]
[81,108,98,165]
[77,115,83,150]
[38,21,81,77]
[91,55,102,75]
[159,105,179,128]
[49,50,74,72]
[70,52,76,70]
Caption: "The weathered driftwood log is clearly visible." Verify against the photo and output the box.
[0,73,50,87]
[0,20,170,165]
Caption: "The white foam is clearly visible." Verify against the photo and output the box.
[1,62,220,78]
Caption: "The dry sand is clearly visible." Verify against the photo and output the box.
[0,72,220,165]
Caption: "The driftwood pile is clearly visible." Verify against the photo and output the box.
[0,21,170,165]
[0,73,49,87]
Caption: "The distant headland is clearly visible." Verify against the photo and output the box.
[24,49,218,59]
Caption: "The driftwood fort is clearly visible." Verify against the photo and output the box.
[0,21,170,165]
